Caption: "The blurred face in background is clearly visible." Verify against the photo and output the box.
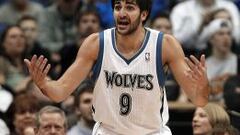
[192,107,212,135]
[77,91,94,123]
[14,108,37,135]
[78,13,100,38]
[36,112,66,135]
[19,19,38,46]
[210,27,232,56]
[3,27,26,56]
[151,17,172,34]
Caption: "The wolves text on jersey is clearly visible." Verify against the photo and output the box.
[104,70,154,90]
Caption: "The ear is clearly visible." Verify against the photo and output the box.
[141,11,148,22]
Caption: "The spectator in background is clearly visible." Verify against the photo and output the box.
[17,15,60,78]
[67,79,95,135]
[9,92,40,135]
[60,9,101,75]
[35,105,67,135]
[223,75,240,131]
[171,0,240,56]
[0,0,44,25]
[17,16,51,61]
[203,19,238,103]
[150,12,172,34]
[198,8,240,55]
[39,0,80,52]
[192,103,231,135]
[0,25,30,92]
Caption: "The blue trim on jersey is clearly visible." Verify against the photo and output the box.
[156,32,165,87]
[160,89,165,121]
[92,31,104,81]
[111,28,150,65]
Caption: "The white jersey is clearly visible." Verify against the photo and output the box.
[91,28,171,135]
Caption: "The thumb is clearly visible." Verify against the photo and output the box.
[24,59,32,73]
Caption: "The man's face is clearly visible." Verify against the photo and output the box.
[210,27,232,55]
[78,92,94,122]
[113,0,146,35]
[78,13,100,38]
[19,20,38,46]
[151,17,172,34]
[36,113,66,135]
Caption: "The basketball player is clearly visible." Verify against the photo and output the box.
[24,0,210,134]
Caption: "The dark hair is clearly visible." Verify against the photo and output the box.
[74,79,94,107]
[11,92,40,114]
[0,25,27,66]
[223,75,240,112]
[150,12,170,25]
[17,15,38,26]
[111,0,152,24]
[76,9,100,25]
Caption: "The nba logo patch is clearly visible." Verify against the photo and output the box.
[145,52,150,61]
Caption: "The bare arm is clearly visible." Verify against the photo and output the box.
[162,34,210,107]
[24,33,99,102]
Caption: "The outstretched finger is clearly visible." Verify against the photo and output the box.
[31,55,37,65]
[43,64,51,76]
[33,56,44,73]
[39,58,48,72]
[185,57,195,70]
[190,55,200,66]
[200,55,206,67]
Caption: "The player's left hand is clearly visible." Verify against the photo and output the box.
[184,55,210,99]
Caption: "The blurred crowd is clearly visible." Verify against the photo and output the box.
[0,0,239,135]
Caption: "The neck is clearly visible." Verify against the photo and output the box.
[79,118,95,129]
[116,26,146,52]
[212,49,230,60]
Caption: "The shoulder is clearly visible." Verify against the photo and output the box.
[162,34,184,64]
[162,34,182,50]
[77,33,100,60]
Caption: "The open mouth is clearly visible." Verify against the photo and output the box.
[117,20,130,29]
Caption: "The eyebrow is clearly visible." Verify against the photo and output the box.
[114,0,137,5]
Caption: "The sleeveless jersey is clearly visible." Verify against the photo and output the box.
[92,28,171,135]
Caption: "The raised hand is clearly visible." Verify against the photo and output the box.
[185,55,209,100]
[24,55,51,90]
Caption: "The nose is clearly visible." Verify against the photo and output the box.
[119,8,127,18]
[192,115,199,123]
[50,127,57,133]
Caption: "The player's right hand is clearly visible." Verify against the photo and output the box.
[24,55,51,90]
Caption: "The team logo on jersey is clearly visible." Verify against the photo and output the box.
[145,52,150,61]
[104,70,154,90]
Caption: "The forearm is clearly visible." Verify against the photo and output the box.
[39,79,70,102]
